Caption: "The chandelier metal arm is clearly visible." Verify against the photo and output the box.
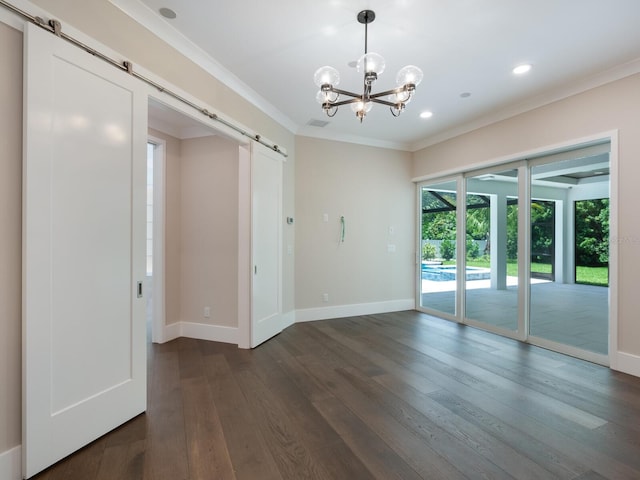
[324,86,360,99]
[370,98,400,107]
[368,84,415,100]
[322,84,415,108]
[325,97,363,108]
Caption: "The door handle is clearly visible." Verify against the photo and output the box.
[137,281,143,298]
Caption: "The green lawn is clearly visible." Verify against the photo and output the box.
[442,258,608,286]
[575,266,609,286]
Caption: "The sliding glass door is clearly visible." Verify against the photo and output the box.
[419,179,458,318]
[417,142,611,364]
[529,150,610,358]
[464,168,520,333]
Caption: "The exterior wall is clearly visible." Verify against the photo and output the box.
[413,73,640,369]
[295,136,415,318]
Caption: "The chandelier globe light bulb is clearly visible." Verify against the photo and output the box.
[396,65,423,87]
[357,52,386,75]
[314,66,340,88]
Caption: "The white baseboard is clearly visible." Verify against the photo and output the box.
[612,351,640,378]
[155,321,238,345]
[296,298,415,323]
[157,322,181,343]
[0,445,21,480]
[179,321,238,344]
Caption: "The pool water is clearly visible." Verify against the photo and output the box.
[421,264,491,281]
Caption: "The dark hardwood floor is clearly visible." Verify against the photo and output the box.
[33,311,640,479]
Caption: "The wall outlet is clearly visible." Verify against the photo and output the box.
[204,306,211,318]
[322,293,329,302]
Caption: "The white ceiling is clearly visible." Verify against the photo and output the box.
[113,0,640,151]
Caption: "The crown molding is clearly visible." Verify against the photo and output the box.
[296,126,412,152]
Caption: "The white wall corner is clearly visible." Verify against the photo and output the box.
[611,351,640,379]
[157,322,181,344]
[295,299,415,323]
[0,445,21,480]
[179,322,239,345]
[282,310,296,330]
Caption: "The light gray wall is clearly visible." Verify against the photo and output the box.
[180,135,239,327]
[295,136,415,310]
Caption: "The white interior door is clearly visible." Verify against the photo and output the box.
[251,143,285,347]
[22,24,147,478]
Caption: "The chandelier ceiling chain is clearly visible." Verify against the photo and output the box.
[314,9,423,122]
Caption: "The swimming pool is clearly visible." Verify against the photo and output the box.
[421,264,491,281]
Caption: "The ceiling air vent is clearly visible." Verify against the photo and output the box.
[306,119,330,128]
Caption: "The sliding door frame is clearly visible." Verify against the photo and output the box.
[416,175,463,323]
[415,132,617,366]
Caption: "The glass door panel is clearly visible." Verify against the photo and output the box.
[465,169,519,332]
[420,180,458,317]
[529,152,610,356]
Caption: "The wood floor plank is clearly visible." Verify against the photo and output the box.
[426,389,588,479]
[231,366,340,479]
[31,436,107,480]
[354,317,609,434]
[181,376,236,480]
[95,439,145,480]
[143,350,190,480]
[381,320,610,431]
[202,352,283,480]
[30,311,640,480]
[290,349,475,479]
[312,395,425,480]
[338,364,546,480]
[258,336,335,403]
[95,415,147,480]
[394,320,640,428]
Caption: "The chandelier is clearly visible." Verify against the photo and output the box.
[314,10,423,122]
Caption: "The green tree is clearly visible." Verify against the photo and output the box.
[531,200,554,265]
[422,242,437,261]
[576,199,609,266]
[506,203,518,260]
[466,207,489,241]
[422,211,456,240]
[440,238,455,261]
[466,236,480,259]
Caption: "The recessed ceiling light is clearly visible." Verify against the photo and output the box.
[513,64,532,75]
[420,111,433,119]
[159,7,177,19]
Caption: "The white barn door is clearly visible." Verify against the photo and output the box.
[251,143,285,347]
[22,24,147,478]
